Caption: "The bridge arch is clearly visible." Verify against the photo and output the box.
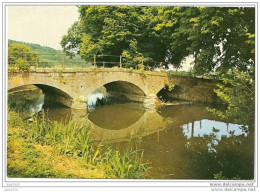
[86,78,148,98]
[8,83,74,108]
[156,84,183,102]
[8,70,170,110]
[103,80,146,96]
[87,80,147,105]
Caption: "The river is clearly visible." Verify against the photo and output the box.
[8,87,254,179]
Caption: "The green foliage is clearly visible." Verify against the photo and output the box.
[8,65,18,73]
[61,6,168,68]
[154,7,255,74]
[16,58,30,71]
[60,22,82,55]
[208,68,254,126]
[137,64,145,71]
[7,110,150,179]
[61,6,254,74]
[8,142,55,178]
[8,39,91,68]
[8,42,38,72]
[7,108,24,128]
[164,80,175,91]
[213,171,226,179]
[137,64,147,78]
[8,39,57,56]
[214,171,241,180]
[127,67,134,73]
[99,148,149,179]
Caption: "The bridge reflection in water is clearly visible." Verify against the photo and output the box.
[8,88,252,179]
[86,104,167,144]
[8,88,247,146]
[69,103,246,146]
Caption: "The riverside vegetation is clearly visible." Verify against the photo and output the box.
[7,109,150,179]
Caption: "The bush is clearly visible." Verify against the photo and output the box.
[8,43,38,72]
[207,68,255,126]
[16,58,31,72]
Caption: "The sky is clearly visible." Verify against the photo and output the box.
[8,6,79,50]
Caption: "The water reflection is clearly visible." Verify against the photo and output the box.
[8,88,44,118]
[140,128,253,179]
[87,105,167,144]
[88,103,145,130]
[183,120,247,139]
[87,87,108,111]
[7,88,254,180]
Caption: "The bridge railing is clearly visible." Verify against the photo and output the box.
[8,52,169,72]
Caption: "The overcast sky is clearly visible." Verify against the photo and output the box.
[8,6,79,50]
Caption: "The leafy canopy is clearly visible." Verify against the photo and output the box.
[61,6,168,68]
[61,6,254,73]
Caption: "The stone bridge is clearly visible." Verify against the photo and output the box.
[8,68,218,111]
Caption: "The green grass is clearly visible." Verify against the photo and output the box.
[7,109,150,179]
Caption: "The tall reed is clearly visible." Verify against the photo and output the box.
[8,110,150,178]
[99,147,150,179]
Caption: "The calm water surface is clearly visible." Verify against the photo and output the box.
[8,88,254,180]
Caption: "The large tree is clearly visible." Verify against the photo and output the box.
[153,6,255,74]
[61,6,255,73]
[61,6,168,68]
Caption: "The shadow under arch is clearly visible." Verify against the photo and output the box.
[35,84,73,108]
[8,85,44,115]
[34,84,72,98]
[87,80,146,109]
[156,84,183,102]
[104,80,146,96]
[87,80,147,109]
[9,84,73,108]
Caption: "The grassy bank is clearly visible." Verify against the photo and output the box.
[7,110,149,179]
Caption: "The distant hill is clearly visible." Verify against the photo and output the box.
[8,39,61,55]
[8,39,91,68]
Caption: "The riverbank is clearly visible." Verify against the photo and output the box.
[7,110,149,179]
